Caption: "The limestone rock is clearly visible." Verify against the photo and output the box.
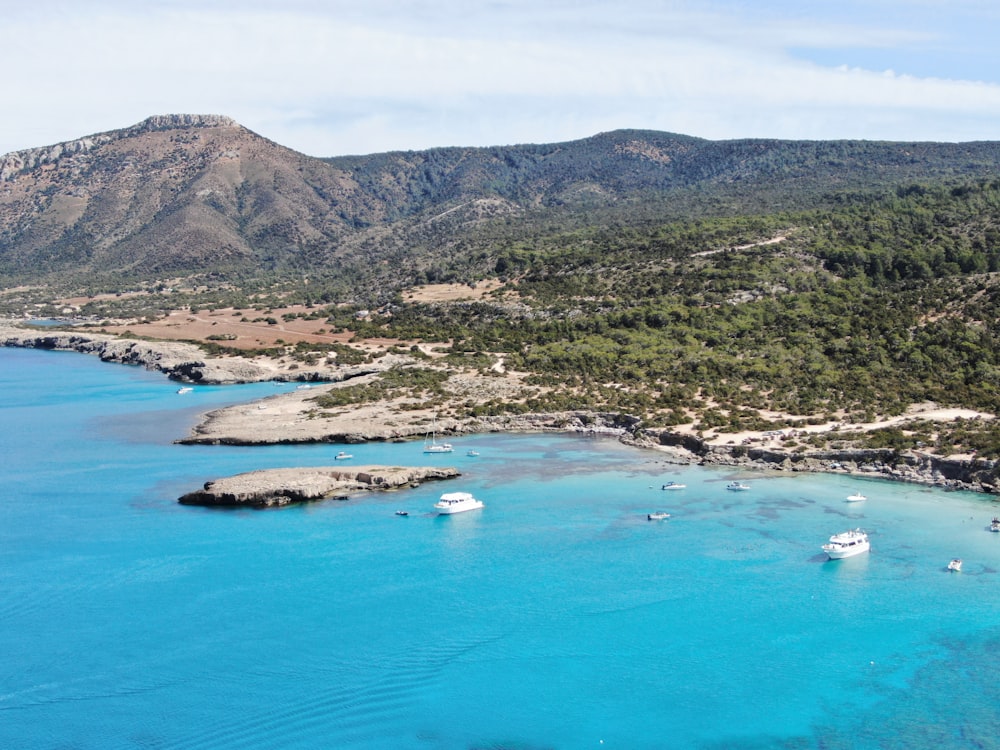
[178,465,460,508]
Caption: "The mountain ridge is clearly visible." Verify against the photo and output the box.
[4,113,1000,292]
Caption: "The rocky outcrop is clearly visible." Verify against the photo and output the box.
[1,115,237,181]
[634,426,1000,494]
[0,322,336,384]
[178,465,460,508]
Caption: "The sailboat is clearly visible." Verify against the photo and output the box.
[423,416,453,454]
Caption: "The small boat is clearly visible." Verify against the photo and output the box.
[647,512,671,521]
[466,450,480,457]
[990,517,1000,532]
[846,492,867,502]
[948,558,963,572]
[423,416,454,454]
[334,451,353,460]
[726,481,751,491]
[395,510,409,517]
[176,386,193,394]
[661,481,686,490]
[424,442,453,454]
[434,491,484,515]
[822,528,870,559]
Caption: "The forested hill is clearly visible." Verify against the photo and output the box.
[3,114,1000,291]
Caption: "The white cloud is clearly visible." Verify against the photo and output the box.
[1,0,999,156]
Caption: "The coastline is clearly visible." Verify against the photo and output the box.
[4,320,999,496]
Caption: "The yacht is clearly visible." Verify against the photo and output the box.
[647,512,671,521]
[726,481,751,491]
[822,529,870,559]
[661,481,686,490]
[947,558,963,572]
[176,386,193,394]
[335,451,353,460]
[423,417,453,453]
[990,517,1000,532]
[434,491,484,515]
[846,492,867,502]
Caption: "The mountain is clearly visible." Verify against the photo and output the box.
[3,113,1000,291]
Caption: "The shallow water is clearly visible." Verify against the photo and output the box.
[2,348,999,749]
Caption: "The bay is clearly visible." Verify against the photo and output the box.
[2,347,999,749]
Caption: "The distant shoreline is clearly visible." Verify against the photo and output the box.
[3,320,998,495]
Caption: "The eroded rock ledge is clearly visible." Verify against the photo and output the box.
[0,322,353,384]
[630,428,1000,494]
[178,465,460,508]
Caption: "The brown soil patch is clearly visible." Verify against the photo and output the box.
[403,280,503,303]
[101,306,350,349]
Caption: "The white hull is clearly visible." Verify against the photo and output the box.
[434,492,484,514]
[823,543,870,559]
[846,493,867,502]
[822,529,870,559]
[424,445,453,454]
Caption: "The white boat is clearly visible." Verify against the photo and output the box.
[423,417,453,454]
[822,528,870,559]
[846,492,867,502]
[647,512,671,521]
[726,481,751,491]
[990,517,1000,532]
[334,451,353,460]
[466,450,480,457]
[948,558,963,572]
[434,491,484,515]
[176,386,193,394]
[661,481,686,490]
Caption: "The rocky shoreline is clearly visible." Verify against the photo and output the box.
[5,321,999,497]
[629,427,1000,495]
[0,321,353,384]
[178,465,460,508]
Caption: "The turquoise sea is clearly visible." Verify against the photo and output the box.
[2,347,1000,749]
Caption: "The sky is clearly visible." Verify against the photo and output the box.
[3,0,1000,158]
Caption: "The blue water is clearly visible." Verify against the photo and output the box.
[3,348,1000,749]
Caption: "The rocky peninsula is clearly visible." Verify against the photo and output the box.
[178,465,460,508]
[4,319,999,496]
[0,320,389,384]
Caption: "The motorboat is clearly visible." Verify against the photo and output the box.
[822,528,870,559]
[948,558,963,572]
[846,492,867,502]
[434,491,484,515]
[395,510,409,517]
[726,482,751,491]
[990,517,1000,532]
[647,512,671,521]
[466,450,480,457]
[661,481,686,490]
[335,451,353,460]
[176,386,193,394]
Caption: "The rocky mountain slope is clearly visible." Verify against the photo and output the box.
[4,114,1000,289]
